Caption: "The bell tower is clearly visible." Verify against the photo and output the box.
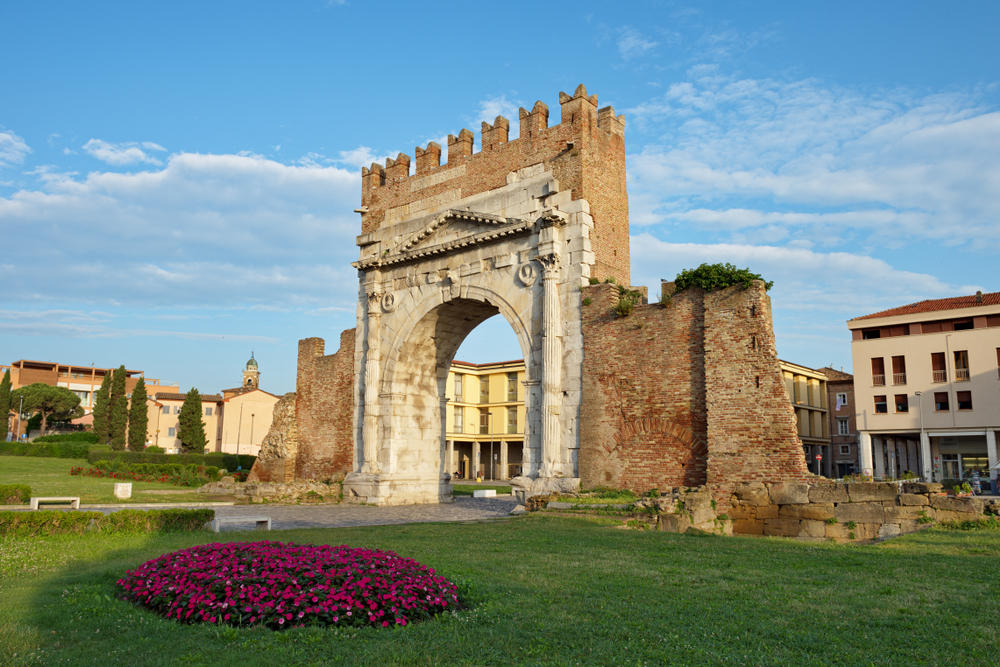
[242,352,260,389]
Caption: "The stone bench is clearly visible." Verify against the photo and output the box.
[29,497,80,510]
[209,515,271,533]
[472,489,497,498]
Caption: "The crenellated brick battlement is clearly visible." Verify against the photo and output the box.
[359,84,630,284]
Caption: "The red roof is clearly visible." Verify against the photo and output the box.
[854,291,1000,321]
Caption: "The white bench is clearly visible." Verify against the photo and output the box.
[30,497,80,510]
[473,489,497,498]
[209,515,271,533]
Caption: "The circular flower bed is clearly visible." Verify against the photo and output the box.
[116,541,461,629]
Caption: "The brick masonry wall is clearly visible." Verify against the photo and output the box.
[579,281,809,496]
[294,329,356,481]
[579,284,708,491]
[704,282,811,499]
[359,85,631,285]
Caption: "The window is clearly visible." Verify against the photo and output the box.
[479,408,490,434]
[836,418,849,435]
[874,395,888,414]
[479,376,490,403]
[862,328,881,339]
[174,406,181,414]
[507,372,518,401]
[871,358,885,386]
[162,405,169,414]
[453,406,463,434]
[891,356,906,385]
[954,350,969,381]
[931,352,946,383]
[507,407,518,434]
[894,394,908,413]
[168,427,176,437]
[204,407,213,416]
[834,392,848,410]
[840,445,851,455]
[453,373,463,400]
[953,319,973,330]
[956,390,972,410]
[934,392,949,411]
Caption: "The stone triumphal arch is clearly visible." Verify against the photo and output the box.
[250,84,810,506]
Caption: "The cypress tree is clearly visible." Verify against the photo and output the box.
[109,365,128,450]
[0,369,11,439]
[127,377,148,451]
[177,388,207,453]
[91,372,112,444]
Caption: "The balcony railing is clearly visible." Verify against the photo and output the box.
[955,368,970,381]
[932,369,947,383]
[892,373,907,385]
[872,374,885,386]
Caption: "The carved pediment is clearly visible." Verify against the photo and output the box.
[354,209,534,270]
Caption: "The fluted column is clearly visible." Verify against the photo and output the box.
[361,287,381,473]
[538,253,562,477]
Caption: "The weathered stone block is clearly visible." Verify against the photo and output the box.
[755,504,779,519]
[798,519,826,538]
[727,504,753,520]
[902,482,943,494]
[898,493,929,506]
[930,496,980,513]
[808,483,849,503]
[825,522,850,540]
[884,505,930,521]
[834,502,885,524]
[877,523,901,539]
[731,518,763,535]
[847,482,898,502]
[770,482,811,505]
[763,517,801,537]
[658,513,691,533]
[779,503,835,521]
[733,482,770,506]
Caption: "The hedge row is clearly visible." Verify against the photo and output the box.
[86,450,255,470]
[0,509,216,536]
[0,441,91,459]
[33,432,100,443]
[0,484,31,504]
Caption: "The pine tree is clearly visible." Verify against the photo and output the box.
[127,377,148,451]
[0,369,12,439]
[177,388,207,453]
[91,372,112,444]
[109,365,128,450]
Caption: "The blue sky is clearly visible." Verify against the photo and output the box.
[2,1,998,395]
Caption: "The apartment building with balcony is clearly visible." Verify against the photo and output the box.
[818,366,859,478]
[848,291,1000,489]
[445,360,525,481]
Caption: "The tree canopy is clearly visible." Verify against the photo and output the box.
[673,263,774,293]
[0,369,11,437]
[109,365,128,450]
[92,373,112,444]
[10,383,82,435]
[127,377,148,451]
[177,388,207,453]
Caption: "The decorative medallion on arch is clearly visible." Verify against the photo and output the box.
[342,169,596,505]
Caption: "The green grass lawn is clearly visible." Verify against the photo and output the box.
[0,456,224,504]
[1,515,998,665]
[452,483,512,496]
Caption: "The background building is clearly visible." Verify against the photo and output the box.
[849,291,1000,489]
[779,360,831,476]
[445,360,525,481]
[819,367,858,477]
[146,392,222,453]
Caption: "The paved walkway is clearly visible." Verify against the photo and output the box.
[3,496,523,531]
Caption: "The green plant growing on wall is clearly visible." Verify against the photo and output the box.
[674,262,774,293]
[613,284,642,318]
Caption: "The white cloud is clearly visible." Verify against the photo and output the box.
[475,95,521,125]
[0,129,31,167]
[82,138,165,166]
[617,27,657,59]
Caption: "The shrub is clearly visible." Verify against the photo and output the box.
[674,262,773,293]
[145,445,164,454]
[116,541,462,630]
[33,431,99,443]
[0,441,91,459]
[0,508,214,536]
[72,460,224,487]
[86,450,255,470]
[0,484,31,504]
[613,285,642,318]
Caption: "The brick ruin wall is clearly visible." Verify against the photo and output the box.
[249,329,356,483]
[359,85,630,285]
[579,281,809,500]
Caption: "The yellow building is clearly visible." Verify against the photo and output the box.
[146,392,223,453]
[779,360,831,476]
[445,360,525,480]
[848,291,1000,487]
